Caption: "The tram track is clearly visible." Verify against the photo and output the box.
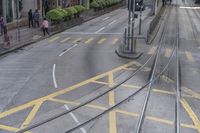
[16,4,182,133]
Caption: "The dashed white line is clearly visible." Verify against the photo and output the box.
[64,105,87,133]
[53,64,58,89]
[102,17,110,21]
[59,44,78,57]
[108,20,117,26]
[95,27,105,33]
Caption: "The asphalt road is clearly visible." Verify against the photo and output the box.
[0,0,200,133]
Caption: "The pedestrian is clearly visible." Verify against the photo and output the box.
[42,18,49,36]
[28,9,33,28]
[162,0,165,6]
[0,16,4,36]
[33,9,40,28]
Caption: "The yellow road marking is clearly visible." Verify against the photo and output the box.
[0,124,31,133]
[48,98,196,130]
[108,72,117,133]
[165,48,172,58]
[112,38,119,45]
[85,38,94,44]
[148,46,157,55]
[98,38,106,44]
[0,61,137,119]
[92,81,194,99]
[181,98,200,132]
[48,36,60,42]
[183,87,200,100]
[73,38,82,43]
[161,75,174,83]
[60,37,71,43]
[49,98,107,110]
[20,102,43,128]
[185,51,195,62]
[122,67,137,71]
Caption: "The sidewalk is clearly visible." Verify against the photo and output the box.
[0,26,44,55]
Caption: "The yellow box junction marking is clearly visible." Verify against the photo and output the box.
[92,80,194,99]
[0,61,138,132]
[60,37,71,43]
[85,38,94,44]
[108,72,117,133]
[182,87,200,100]
[48,36,60,42]
[0,60,198,132]
[148,46,157,55]
[185,51,195,62]
[98,38,106,44]
[165,48,172,58]
[20,101,43,128]
[112,38,119,45]
[0,124,32,133]
[48,98,196,130]
[181,98,200,133]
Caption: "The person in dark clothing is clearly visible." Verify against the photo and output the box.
[28,9,33,28]
[33,9,40,28]
[162,0,166,6]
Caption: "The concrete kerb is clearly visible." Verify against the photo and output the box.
[0,5,126,57]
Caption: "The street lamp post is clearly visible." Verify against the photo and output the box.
[2,0,7,35]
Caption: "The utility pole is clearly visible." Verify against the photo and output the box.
[16,0,20,41]
[138,0,143,35]
[2,0,7,34]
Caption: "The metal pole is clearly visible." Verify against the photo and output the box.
[139,0,143,35]
[128,0,131,50]
[16,0,20,41]
[2,0,7,35]
[130,0,135,52]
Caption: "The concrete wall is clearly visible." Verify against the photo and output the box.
[21,0,42,17]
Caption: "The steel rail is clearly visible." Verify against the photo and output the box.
[135,5,173,133]
[65,43,176,133]
[17,47,157,133]
[175,0,181,132]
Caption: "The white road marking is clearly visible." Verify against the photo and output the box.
[53,64,58,89]
[61,32,122,35]
[95,27,105,33]
[102,17,110,21]
[52,65,86,132]
[59,44,78,57]
[64,105,87,133]
[108,20,117,26]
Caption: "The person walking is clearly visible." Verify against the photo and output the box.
[28,9,33,28]
[42,18,49,37]
[33,9,40,28]
[0,16,4,36]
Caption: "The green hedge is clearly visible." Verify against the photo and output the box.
[90,0,121,9]
[64,7,78,16]
[74,5,86,13]
[47,5,86,21]
[47,9,64,21]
